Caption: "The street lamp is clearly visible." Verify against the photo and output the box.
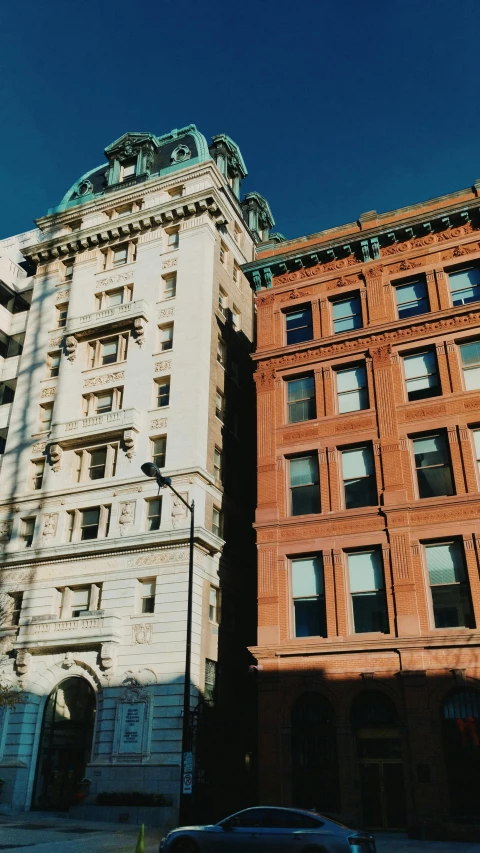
[140,461,195,825]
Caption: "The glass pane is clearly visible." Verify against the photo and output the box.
[407,375,439,393]
[342,447,373,479]
[396,281,426,305]
[291,484,320,516]
[431,584,474,628]
[460,340,480,367]
[474,430,480,461]
[334,314,362,333]
[352,591,388,633]
[338,388,369,413]
[294,598,327,638]
[449,267,480,293]
[413,434,447,467]
[464,366,480,390]
[337,366,365,393]
[404,351,436,380]
[398,298,429,319]
[106,291,123,306]
[96,392,113,411]
[289,398,316,423]
[82,509,100,526]
[344,476,377,509]
[142,581,155,596]
[71,588,89,606]
[349,550,384,592]
[286,309,310,330]
[288,376,314,402]
[452,285,480,306]
[290,456,318,486]
[332,298,358,319]
[90,449,107,467]
[417,465,454,498]
[426,542,465,585]
[102,340,118,357]
[292,557,324,597]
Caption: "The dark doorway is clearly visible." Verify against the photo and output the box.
[291,692,340,812]
[442,688,480,817]
[32,677,96,811]
[352,690,406,830]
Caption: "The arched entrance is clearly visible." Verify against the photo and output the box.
[442,688,480,817]
[291,692,340,812]
[351,690,406,830]
[32,677,96,811]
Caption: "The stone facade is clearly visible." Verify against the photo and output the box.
[244,186,480,834]
[0,126,272,819]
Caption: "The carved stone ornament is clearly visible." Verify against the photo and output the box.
[123,430,136,460]
[15,649,31,677]
[158,307,174,320]
[162,258,177,270]
[0,593,15,628]
[49,444,62,472]
[42,513,58,541]
[369,344,392,366]
[133,317,146,346]
[65,336,77,362]
[154,361,171,373]
[150,418,167,429]
[256,292,276,306]
[41,387,56,399]
[49,336,63,348]
[32,442,47,453]
[171,144,191,164]
[101,642,117,675]
[0,635,14,656]
[84,371,125,389]
[132,624,152,645]
[62,652,75,669]
[0,520,13,544]
[171,494,188,529]
[118,501,135,535]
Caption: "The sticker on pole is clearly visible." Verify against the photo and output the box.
[183,772,193,794]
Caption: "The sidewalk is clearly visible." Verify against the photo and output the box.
[0,813,163,852]
[375,833,480,853]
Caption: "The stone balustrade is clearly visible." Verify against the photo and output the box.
[50,406,142,445]
[16,613,122,649]
[65,299,149,338]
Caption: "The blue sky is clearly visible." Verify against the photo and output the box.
[1,0,480,242]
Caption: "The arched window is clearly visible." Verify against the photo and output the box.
[291,692,340,812]
[442,688,480,817]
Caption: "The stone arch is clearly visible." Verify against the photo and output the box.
[441,686,480,817]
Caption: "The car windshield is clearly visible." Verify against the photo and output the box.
[217,808,334,829]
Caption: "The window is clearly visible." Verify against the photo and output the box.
[95,286,132,310]
[341,445,376,509]
[448,266,480,306]
[163,273,176,299]
[88,334,128,368]
[0,380,15,405]
[167,229,179,249]
[159,324,173,351]
[151,437,166,469]
[425,541,474,628]
[3,593,23,626]
[168,185,183,199]
[285,307,313,345]
[214,447,223,485]
[47,351,61,378]
[459,340,480,390]
[473,431,480,474]
[155,379,170,408]
[146,499,161,531]
[332,295,362,333]
[232,305,241,330]
[287,375,315,423]
[65,506,110,542]
[80,507,101,540]
[233,262,239,284]
[218,288,228,318]
[413,433,454,498]
[20,517,35,548]
[105,289,124,307]
[204,659,217,705]
[217,337,226,367]
[336,365,369,413]
[348,549,388,634]
[82,387,123,416]
[215,390,225,422]
[0,429,7,455]
[56,303,68,329]
[289,454,320,516]
[209,586,220,622]
[292,556,326,637]
[71,587,91,617]
[39,404,53,431]
[95,391,114,413]
[75,445,117,482]
[395,279,429,319]
[121,160,136,180]
[58,583,101,617]
[112,245,128,266]
[403,350,440,402]
[31,460,45,490]
[140,579,156,612]
[220,243,227,264]
[64,258,74,280]
[0,331,25,359]
[212,506,223,537]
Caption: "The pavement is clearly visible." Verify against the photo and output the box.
[1,815,480,852]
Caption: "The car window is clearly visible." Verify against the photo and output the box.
[228,809,272,828]
[262,809,324,828]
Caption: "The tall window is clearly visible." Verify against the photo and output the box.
[74,445,117,482]
[39,403,53,431]
[121,160,136,180]
[218,288,228,318]
[425,541,474,629]
[336,365,368,413]
[151,437,166,469]
[403,350,440,402]
[167,229,179,249]
[56,303,68,328]
[0,381,15,405]
[292,556,326,637]
[47,351,61,378]
[459,340,480,390]
[348,549,388,634]
[215,390,225,422]
[214,447,223,485]
[448,266,480,306]
[64,258,74,280]
[341,445,376,508]
[285,308,313,345]
[395,279,429,318]
[112,245,128,266]
[289,454,320,516]
[163,273,176,299]
[413,433,454,498]
[212,506,223,537]
[146,499,161,531]
[31,459,45,491]
[20,518,35,548]
[71,588,91,617]
[80,508,102,540]
[159,324,174,351]
[287,376,316,423]
[332,295,362,334]
[140,579,156,613]
[209,586,220,623]
[473,431,480,474]
[217,337,227,367]
[155,379,170,408]
[88,334,128,368]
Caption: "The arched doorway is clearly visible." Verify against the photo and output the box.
[351,690,406,830]
[442,688,480,817]
[32,677,96,811]
[291,692,340,812]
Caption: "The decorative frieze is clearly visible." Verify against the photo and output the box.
[150,417,167,430]
[126,549,188,568]
[158,306,175,320]
[132,624,152,645]
[154,361,171,373]
[41,387,56,399]
[84,371,125,388]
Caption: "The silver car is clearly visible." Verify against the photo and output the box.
[159,806,376,852]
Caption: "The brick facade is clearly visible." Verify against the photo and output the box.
[244,185,480,835]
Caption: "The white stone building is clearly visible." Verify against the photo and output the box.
[0,126,274,818]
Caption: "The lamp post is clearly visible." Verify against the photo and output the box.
[140,462,195,826]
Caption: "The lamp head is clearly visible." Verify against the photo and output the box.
[141,462,159,479]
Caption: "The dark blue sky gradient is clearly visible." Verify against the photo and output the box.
[1,0,480,241]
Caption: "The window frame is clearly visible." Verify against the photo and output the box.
[447,263,480,307]
[66,505,111,543]
[459,338,480,392]
[340,443,377,510]
[74,443,118,483]
[139,578,156,613]
[290,554,327,639]
[145,498,162,532]
[82,386,123,416]
[158,323,174,352]
[288,453,321,517]
[87,334,129,369]
[56,303,68,329]
[39,403,54,432]
[394,276,429,320]
[218,287,228,319]
[95,285,132,310]
[47,350,61,378]
[215,389,225,422]
[286,374,316,424]
[20,517,36,548]
[214,446,223,486]
[151,436,166,469]
[154,377,170,409]
[217,337,227,368]
[212,505,224,537]
[30,459,45,491]
[166,228,179,249]
[346,548,389,635]
[335,363,369,414]
[209,585,221,623]
[163,272,177,300]
[412,431,455,500]
[422,539,475,630]
[331,293,362,334]
[402,348,441,403]
[284,306,313,346]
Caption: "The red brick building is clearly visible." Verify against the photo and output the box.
[243,183,480,836]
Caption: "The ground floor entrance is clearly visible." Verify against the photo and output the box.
[32,677,96,811]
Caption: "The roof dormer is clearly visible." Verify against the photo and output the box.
[104,132,160,188]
